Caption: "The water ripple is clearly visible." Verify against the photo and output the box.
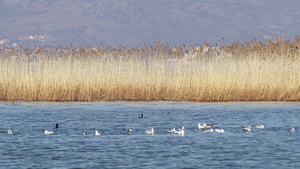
[1,102,300,168]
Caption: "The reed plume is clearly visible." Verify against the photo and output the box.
[0,36,300,102]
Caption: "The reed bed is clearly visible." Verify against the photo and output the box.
[0,36,300,102]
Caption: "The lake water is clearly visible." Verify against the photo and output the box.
[1,102,300,168]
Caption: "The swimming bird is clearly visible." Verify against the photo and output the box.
[205,124,214,128]
[95,130,103,135]
[139,114,144,118]
[244,129,251,133]
[198,123,206,129]
[214,128,225,133]
[242,126,252,131]
[82,130,87,135]
[144,128,154,134]
[243,127,251,133]
[198,123,213,129]
[7,130,13,134]
[254,124,264,129]
[173,127,185,135]
[243,125,252,133]
[44,130,55,135]
[127,129,132,134]
[168,128,176,133]
[289,128,295,133]
[203,128,214,132]
[55,123,59,128]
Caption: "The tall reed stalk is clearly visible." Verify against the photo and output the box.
[0,36,300,102]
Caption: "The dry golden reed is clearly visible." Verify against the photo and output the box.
[0,36,300,102]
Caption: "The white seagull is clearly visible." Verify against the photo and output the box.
[168,128,176,133]
[128,129,132,134]
[244,129,251,133]
[7,130,13,134]
[198,123,213,129]
[95,130,103,135]
[198,123,206,129]
[203,128,214,132]
[44,130,55,135]
[173,127,185,135]
[145,128,154,134]
[214,128,225,133]
[243,126,252,131]
[255,124,264,129]
[289,128,295,133]
[205,124,214,128]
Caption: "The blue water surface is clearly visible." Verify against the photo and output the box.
[0,102,300,168]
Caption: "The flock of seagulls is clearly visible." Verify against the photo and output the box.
[242,124,266,133]
[5,115,297,136]
[197,123,213,129]
[198,123,224,133]
[166,127,185,135]
[173,127,185,135]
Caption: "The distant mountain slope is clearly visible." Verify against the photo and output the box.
[0,0,299,47]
